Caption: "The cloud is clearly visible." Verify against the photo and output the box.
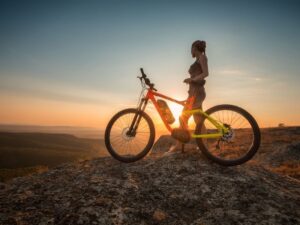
[215,68,266,82]
[218,69,246,76]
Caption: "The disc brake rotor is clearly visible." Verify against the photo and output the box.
[221,124,235,142]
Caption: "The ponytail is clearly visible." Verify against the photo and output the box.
[192,40,206,55]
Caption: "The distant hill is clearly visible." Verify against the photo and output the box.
[0,124,104,139]
[0,132,108,170]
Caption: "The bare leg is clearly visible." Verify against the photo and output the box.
[193,112,206,133]
[165,107,191,155]
[193,105,208,147]
[179,110,191,130]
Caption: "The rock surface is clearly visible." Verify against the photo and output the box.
[1,143,300,225]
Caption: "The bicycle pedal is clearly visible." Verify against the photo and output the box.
[171,128,191,143]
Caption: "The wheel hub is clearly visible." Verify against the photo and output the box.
[221,124,234,142]
[122,127,135,141]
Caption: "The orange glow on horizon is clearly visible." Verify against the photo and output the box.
[0,93,299,131]
[0,95,111,128]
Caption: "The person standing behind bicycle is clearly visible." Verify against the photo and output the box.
[166,40,209,154]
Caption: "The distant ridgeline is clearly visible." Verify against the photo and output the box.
[0,132,108,181]
[0,124,104,139]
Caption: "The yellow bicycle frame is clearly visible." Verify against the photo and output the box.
[181,108,230,139]
[145,88,230,139]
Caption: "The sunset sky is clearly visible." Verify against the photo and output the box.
[0,0,299,131]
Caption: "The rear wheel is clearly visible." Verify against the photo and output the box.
[105,108,155,163]
[195,104,261,166]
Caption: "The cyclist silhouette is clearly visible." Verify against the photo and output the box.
[167,40,209,153]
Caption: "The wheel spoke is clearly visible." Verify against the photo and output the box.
[196,107,258,164]
[108,111,152,159]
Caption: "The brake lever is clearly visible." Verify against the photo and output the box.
[149,83,157,91]
[144,78,150,85]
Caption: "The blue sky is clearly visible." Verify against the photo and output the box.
[0,0,299,128]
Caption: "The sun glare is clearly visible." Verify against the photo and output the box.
[168,102,196,129]
[168,102,183,126]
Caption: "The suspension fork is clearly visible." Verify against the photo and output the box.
[127,97,149,136]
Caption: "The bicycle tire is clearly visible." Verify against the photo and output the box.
[195,104,261,166]
[105,108,155,163]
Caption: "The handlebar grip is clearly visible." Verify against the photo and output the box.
[140,68,146,77]
[139,67,156,91]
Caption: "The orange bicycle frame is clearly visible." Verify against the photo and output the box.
[143,89,195,132]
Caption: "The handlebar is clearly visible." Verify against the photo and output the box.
[137,68,157,91]
[140,68,146,77]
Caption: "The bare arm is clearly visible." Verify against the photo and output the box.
[192,55,209,82]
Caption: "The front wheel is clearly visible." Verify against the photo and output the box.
[195,104,261,166]
[105,108,155,163]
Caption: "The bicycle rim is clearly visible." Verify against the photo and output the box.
[109,111,152,159]
[196,105,260,165]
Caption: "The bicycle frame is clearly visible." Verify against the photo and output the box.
[135,88,230,139]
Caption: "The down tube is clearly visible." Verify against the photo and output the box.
[148,93,173,132]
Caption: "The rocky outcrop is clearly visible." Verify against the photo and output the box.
[1,145,299,225]
[262,142,300,180]
[267,142,300,165]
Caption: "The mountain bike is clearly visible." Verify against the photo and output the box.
[105,68,261,166]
